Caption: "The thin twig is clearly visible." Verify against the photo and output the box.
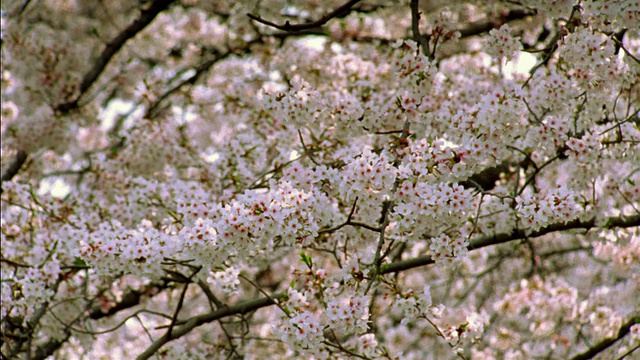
[166,267,200,339]
[298,129,320,165]
[365,200,392,295]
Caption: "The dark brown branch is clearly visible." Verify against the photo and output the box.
[460,162,511,191]
[409,0,430,56]
[246,4,534,48]
[381,214,640,274]
[166,267,200,339]
[197,280,225,310]
[1,150,28,193]
[0,257,31,269]
[7,282,62,359]
[318,197,385,235]
[457,8,536,38]
[32,330,70,360]
[56,0,177,113]
[89,282,166,320]
[136,292,288,360]
[611,34,640,65]
[249,6,533,50]
[570,314,639,360]
[247,0,362,32]
[366,199,393,294]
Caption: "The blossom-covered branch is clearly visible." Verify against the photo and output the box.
[135,213,638,358]
[382,214,640,274]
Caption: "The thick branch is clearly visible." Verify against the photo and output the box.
[136,292,288,360]
[457,8,536,38]
[89,282,166,320]
[570,314,639,360]
[247,0,362,32]
[381,213,640,274]
[460,162,511,191]
[0,150,28,193]
[410,0,430,56]
[56,0,177,113]
[32,330,70,360]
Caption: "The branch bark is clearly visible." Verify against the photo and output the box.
[89,282,166,320]
[457,8,536,38]
[136,292,288,360]
[247,0,362,32]
[570,314,640,360]
[381,213,640,274]
[410,0,430,56]
[55,0,177,113]
[0,150,27,193]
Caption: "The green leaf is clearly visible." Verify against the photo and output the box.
[299,252,312,268]
[73,257,87,267]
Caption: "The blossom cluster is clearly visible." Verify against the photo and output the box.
[515,186,582,232]
[391,40,438,111]
[274,263,374,359]
[206,266,241,295]
[390,285,433,325]
[76,220,177,279]
[262,76,324,130]
[486,24,522,61]
[582,0,640,30]
[429,232,470,267]
[390,180,475,246]
[559,28,634,93]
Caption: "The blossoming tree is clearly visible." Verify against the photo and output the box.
[1,0,639,358]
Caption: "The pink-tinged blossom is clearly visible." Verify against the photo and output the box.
[1,2,638,359]
[487,24,522,61]
[516,185,581,232]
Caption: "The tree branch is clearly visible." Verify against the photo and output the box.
[381,213,640,274]
[32,330,70,360]
[0,150,28,193]
[570,314,639,360]
[136,292,288,360]
[145,39,261,118]
[460,162,511,191]
[457,8,536,38]
[410,0,430,56]
[247,0,362,32]
[55,0,177,113]
[89,282,166,320]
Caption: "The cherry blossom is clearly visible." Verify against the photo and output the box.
[1,1,639,359]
